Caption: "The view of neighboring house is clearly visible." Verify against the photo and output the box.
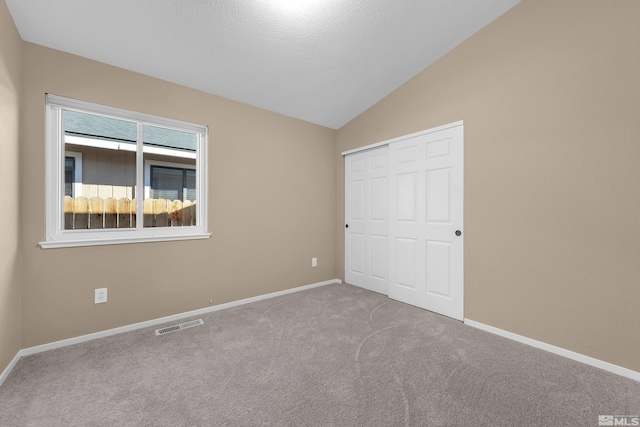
[62,110,198,229]
[64,110,197,202]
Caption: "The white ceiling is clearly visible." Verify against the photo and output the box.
[7,0,520,129]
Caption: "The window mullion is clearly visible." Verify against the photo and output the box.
[136,123,144,231]
[182,169,186,202]
[55,108,66,233]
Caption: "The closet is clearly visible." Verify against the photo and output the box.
[344,122,464,320]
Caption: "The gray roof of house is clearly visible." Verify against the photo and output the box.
[64,110,196,151]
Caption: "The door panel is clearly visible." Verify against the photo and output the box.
[349,157,365,173]
[344,146,389,295]
[426,168,451,222]
[396,237,417,289]
[389,125,463,320]
[426,240,451,297]
[349,180,364,220]
[370,234,387,280]
[397,145,418,163]
[370,177,387,220]
[397,173,417,221]
[349,233,365,275]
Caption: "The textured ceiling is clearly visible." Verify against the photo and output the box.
[7,0,520,129]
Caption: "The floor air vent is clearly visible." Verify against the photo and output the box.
[155,319,204,336]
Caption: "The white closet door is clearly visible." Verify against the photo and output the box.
[388,125,464,320]
[344,146,389,295]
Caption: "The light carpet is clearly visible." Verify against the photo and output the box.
[1,283,638,426]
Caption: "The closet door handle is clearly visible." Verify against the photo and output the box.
[345,224,349,228]
[455,230,461,236]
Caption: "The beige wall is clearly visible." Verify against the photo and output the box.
[337,0,640,372]
[0,0,22,374]
[20,43,337,348]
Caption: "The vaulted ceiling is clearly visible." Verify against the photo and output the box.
[7,0,520,129]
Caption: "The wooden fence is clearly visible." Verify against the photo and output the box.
[64,196,196,229]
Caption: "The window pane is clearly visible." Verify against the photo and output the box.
[185,170,196,202]
[151,166,183,201]
[63,110,137,230]
[143,125,197,152]
[64,157,75,197]
[65,110,137,144]
[143,125,197,228]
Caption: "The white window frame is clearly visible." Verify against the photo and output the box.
[41,94,210,249]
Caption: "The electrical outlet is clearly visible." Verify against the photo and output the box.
[312,257,318,267]
[95,288,107,304]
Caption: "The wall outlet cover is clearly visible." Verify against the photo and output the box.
[95,288,107,304]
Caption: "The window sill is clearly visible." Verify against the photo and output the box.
[39,232,211,249]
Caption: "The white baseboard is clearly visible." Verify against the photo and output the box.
[0,279,341,386]
[464,318,640,382]
[0,351,22,387]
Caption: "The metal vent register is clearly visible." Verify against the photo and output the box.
[155,319,204,336]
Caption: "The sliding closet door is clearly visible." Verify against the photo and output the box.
[344,146,389,295]
[388,125,464,320]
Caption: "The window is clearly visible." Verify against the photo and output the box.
[41,94,209,248]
